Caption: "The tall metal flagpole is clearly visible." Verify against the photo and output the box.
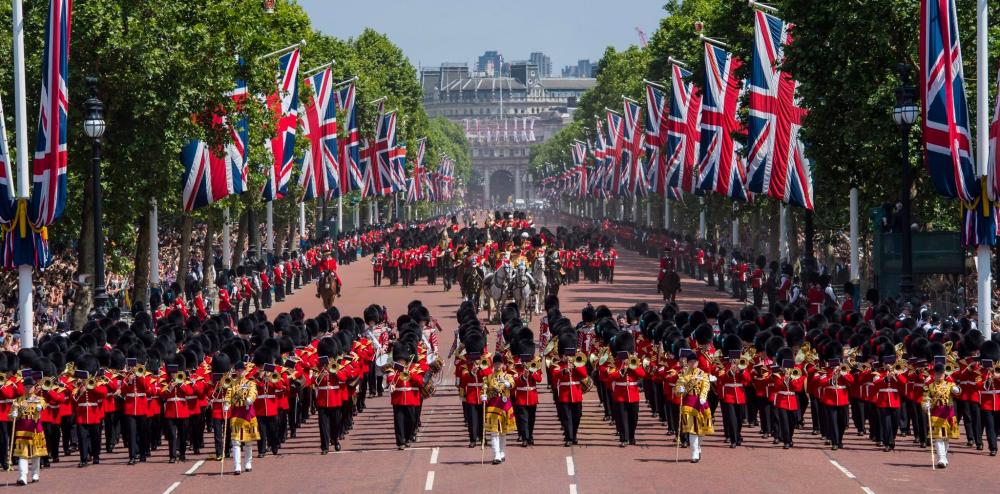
[299,201,306,248]
[976,0,992,338]
[150,199,160,303]
[849,188,859,288]
[266,201,274,253]
[222,207,231,269]
[778,204,788,262]
[13,0,33,347]
[664,199,671,230]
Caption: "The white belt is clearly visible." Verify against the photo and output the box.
[517,387,536,391]
[559,381,581,387]
[166,397,186,402]
[613,382,639,387]
[827,386,846,390]
[878,388,898,393]
[0,399,14,404]
[466,383,483,388]
[982,390,1000,395]
[78,403,99,407]
[125,393,146,398]
[394,387,416,392]
[959,381,976,385]
[318,386,341,391]
[258,394,275,399]
[723,383,743,388]
[778,391,796,396]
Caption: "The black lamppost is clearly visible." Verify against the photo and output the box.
[893,64,919,301]
[83,77,108,309]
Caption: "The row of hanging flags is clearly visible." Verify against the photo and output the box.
[541,9,810,210]
[0,0,71,269]
[463,117,537,144]
[181,48,454,213]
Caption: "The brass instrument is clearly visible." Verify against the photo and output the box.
[542,338,558,356]
[892,361,908,375]
[526,358,542,374]
[133,364,148,377]
[85,377,98,390]
[269,371,282,384]
[737,357,751,371]
[626,354,642,371]
[786,367,802,380]
[837,363,852,375]
[39,376,64,392]
[943,362,958,377]
[992,363,1000,379]
[573,352,588,368]
[477,355,492,370]
[220,374,235,388]
[0,372,7,382]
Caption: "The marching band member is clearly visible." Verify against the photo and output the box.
[676,349,714,463]
[227,361,259,475]
[600,331,646,447]
[484,354,516,464]
[924,361,961,468]
[511,336,541,447]
[11,375,45,485]
[388,342,424,450]
[551,333,588,447]
[717,335,751,448]
[458,332,490,448]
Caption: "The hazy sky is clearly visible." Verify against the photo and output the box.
[299,0,667,72]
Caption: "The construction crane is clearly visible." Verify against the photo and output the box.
[635,27,648,47]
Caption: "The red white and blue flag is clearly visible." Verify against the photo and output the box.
[697,43,751,202]
[592,120,608,197]
[0,98,15,223]
[298,67,340,201]
[358,139,376,198]
[572,140,589,197]
[920,0,977,203]
[336,80,364,192]
[407,138,426,203]
[29,0,72,229]
[644,81,679,199]
[746,11,813,209]
[606,110,624,195]
[374,111,400,195]
[665,64,702,195]
[621,98,647,196]
[261,48,301,202]
[181,66,249,211]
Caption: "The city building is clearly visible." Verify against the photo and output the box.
[421,61,596,204]
[529,52,552,78]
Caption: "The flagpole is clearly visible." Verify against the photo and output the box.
[257,39,307,61]
[299,201,306,248]
[13,0,33,346]
[778,204,788,263]
[266,201,274,254]
[976,0,992,338]
[664,199,670,230]
[337,195,343,237]
[222,206,232,270]
[698,198,706,240]
[303,60,335,77]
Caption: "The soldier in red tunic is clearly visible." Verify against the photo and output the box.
[510,335,541,447]
[599,332,646,447]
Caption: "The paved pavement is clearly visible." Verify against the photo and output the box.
[13,223,999,493]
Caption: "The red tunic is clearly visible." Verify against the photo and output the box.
[551,362,588,403]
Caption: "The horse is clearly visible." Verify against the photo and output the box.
[531,256,547,315]
[461,263,485,310]
[510,263,535,322]
[316,270,341,309]
[483,263,511,322]
[658,269,681,303]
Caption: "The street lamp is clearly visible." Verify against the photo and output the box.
[84,77,108,310]
[893,63,919,301]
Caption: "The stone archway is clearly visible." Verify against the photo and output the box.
[488,169,515,204]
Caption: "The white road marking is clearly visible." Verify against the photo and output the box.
[185,459,205,475]
[569,484,578,494]
[829,459,856,479]
[565,456,575,476]
[425,471,435,491]
[163,481,182,494]
[430,447,440,464]
[861,488,876,494]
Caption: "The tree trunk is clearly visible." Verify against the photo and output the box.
[132,207,151,310]
[233,210,247,269]
[788,208,800,264]
[177,215,193,295]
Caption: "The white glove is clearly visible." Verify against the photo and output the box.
[223,403,231,412]
[677,386,686,394]
[922,402,931,411]
[480,394,487,401]
[708,375,718,383]
[245,398,254,407]
[9,410,17,419]
[699,399,707,406]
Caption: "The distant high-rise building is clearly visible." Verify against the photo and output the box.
[477,50,502,76]
[560,59,593,78]
[529,52,552,77]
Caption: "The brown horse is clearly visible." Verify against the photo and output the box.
[316,270,341,309]
[658,270,681,303]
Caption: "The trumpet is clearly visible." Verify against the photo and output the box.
[269,371,283,384]
[526,358,542,374]
[943,362,958,377]
[172,371,188,386]
[626,354,642,371]
[478,355,492,370]
[736,357,751,371]
[39,376,64,392]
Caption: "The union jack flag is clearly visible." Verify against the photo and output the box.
[393,143,408,194]
[336,81,364,192]
[29,0,72,229]
[621,98,647,196]
[644,82,675,198]
[374,111,400,195]
[746,11,813,209]
[572,140,588,197]
[0,95,15,266]
[606,110,624,195]
[407,138,426,203]
[920,0,977,203]
[261,48,301,202]
[990,69,1000,202]
[697,43,751,202]
[181,66,248,212]
[299,67,339,201]
[358,139,376,198]
[591,120,608,197]
[665,64,702,195]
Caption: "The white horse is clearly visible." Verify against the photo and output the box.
[511,262,536,322]
[483,263,511,322]
[531,256,547,315]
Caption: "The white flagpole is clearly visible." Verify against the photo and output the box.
[976,0,992,338]
[698,198,706,240]
[778,204,788,263]
[299,201,306,248]
[222,206,231,270]
[664,199,671,230]
[13,0,33,346]
[266,201,274,254]
[849,188,859,283]
[337,195,343,236]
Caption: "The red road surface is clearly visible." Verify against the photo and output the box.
[13,226,997,493]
